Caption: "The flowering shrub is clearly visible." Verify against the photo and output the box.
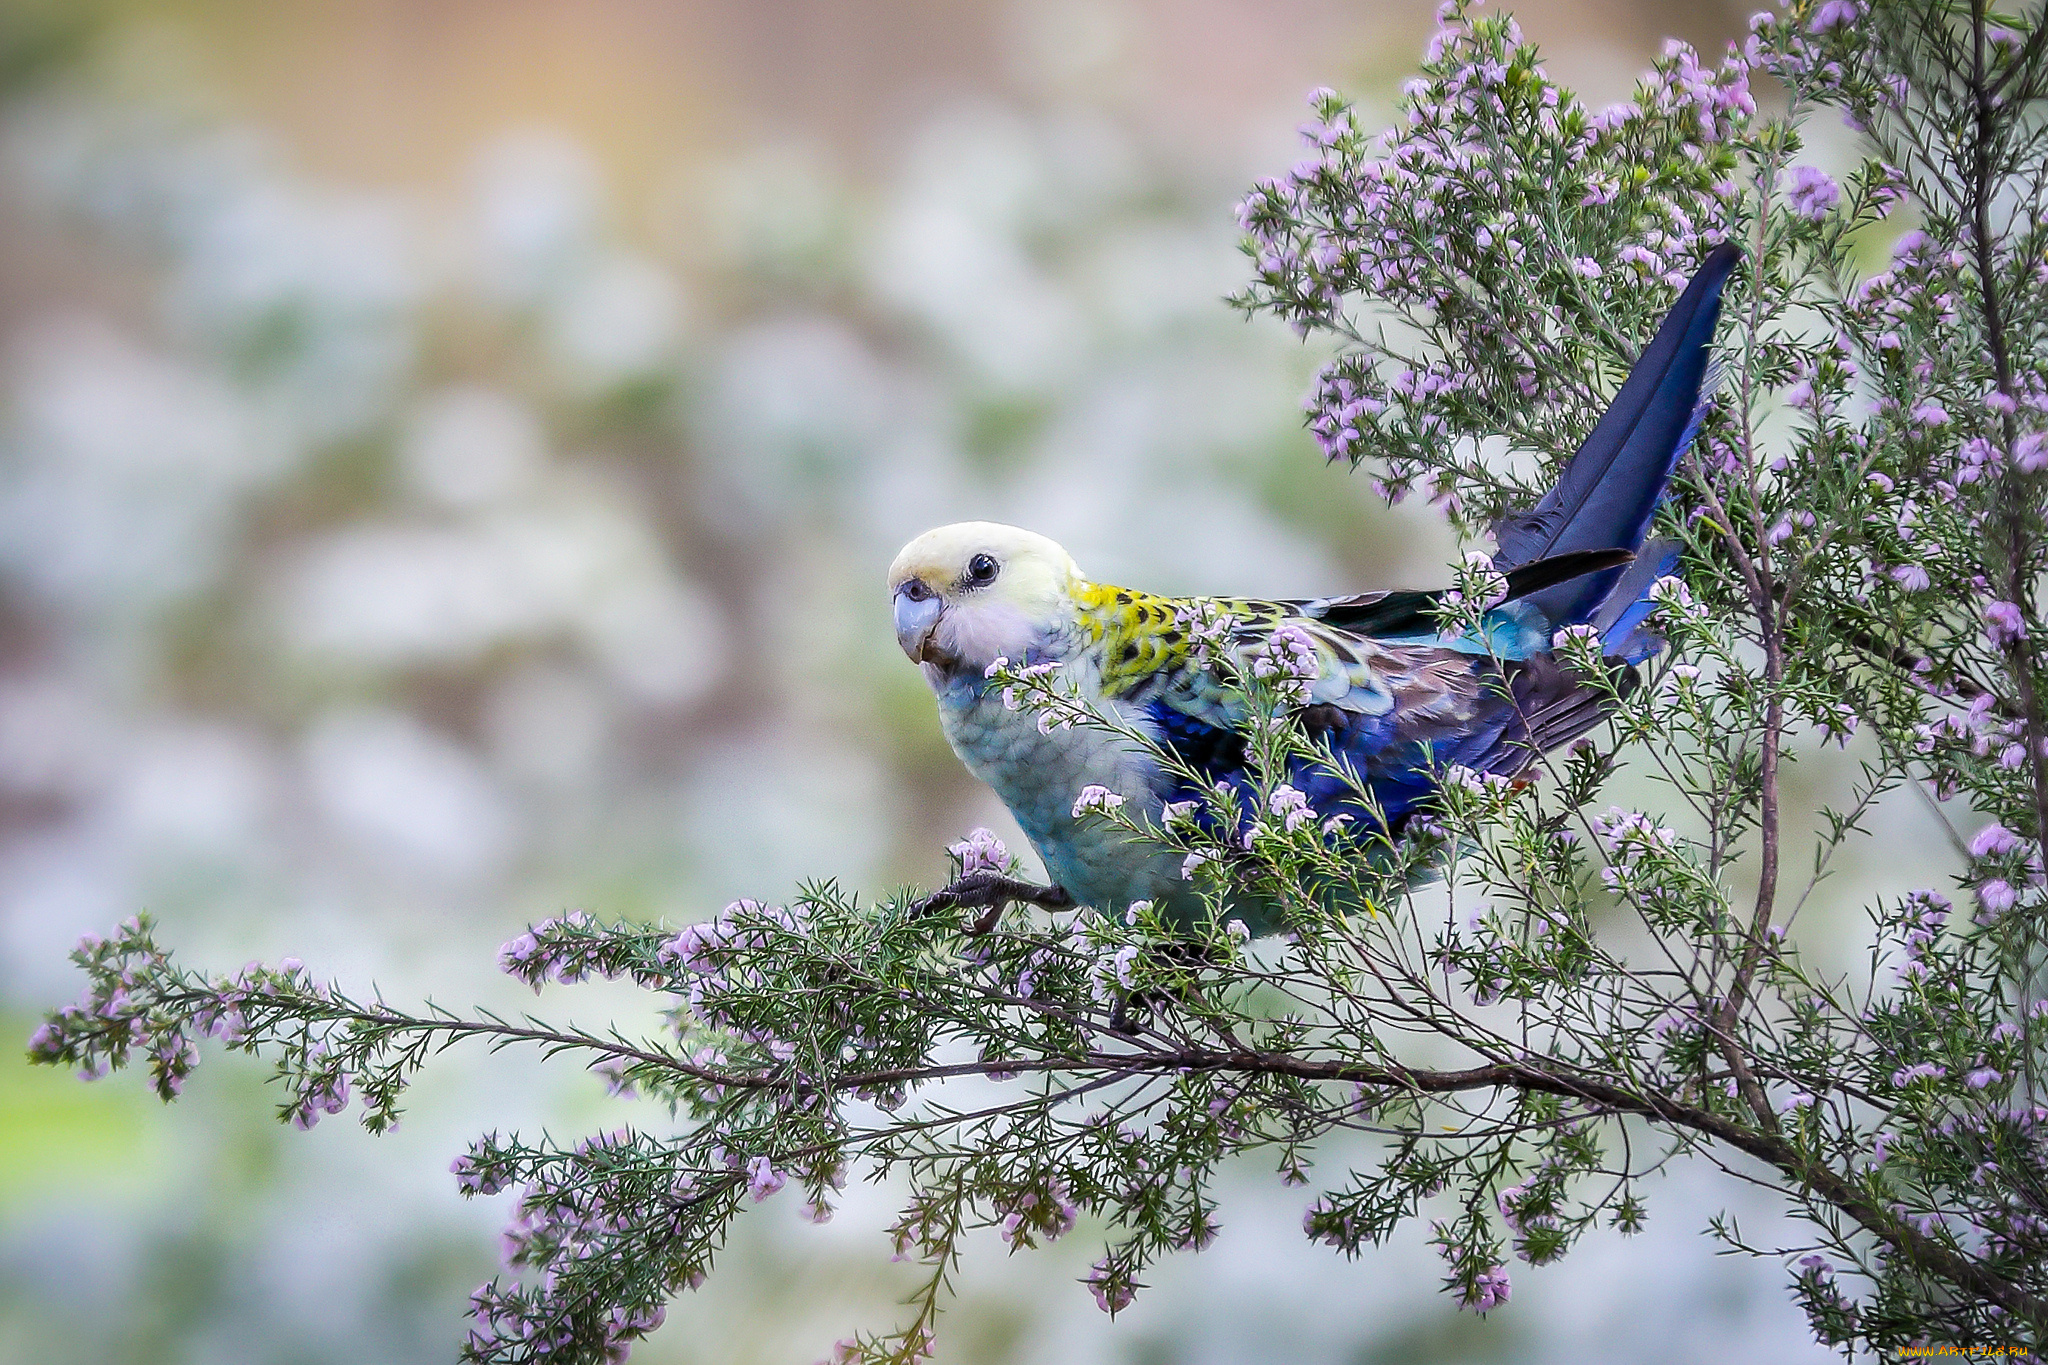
[28,0,2048,1359]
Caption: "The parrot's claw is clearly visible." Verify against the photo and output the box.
[914,873,1074,935]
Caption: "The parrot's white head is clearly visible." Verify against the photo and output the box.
[888,522,1084,678]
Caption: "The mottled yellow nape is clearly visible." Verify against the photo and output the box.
[1072,582,1198,696]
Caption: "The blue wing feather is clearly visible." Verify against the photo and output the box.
[1140,248,1732,851]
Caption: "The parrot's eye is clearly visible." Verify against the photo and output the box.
[965,553,1000,587]
[900,578,934,602]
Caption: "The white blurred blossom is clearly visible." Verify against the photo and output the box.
[400,386,546,509]
[0,316,284,614]
[301,708,515,885]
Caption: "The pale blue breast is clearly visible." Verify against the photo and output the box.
[933,673,1193,916]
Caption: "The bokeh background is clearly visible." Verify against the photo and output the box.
[0,1,1911,1361]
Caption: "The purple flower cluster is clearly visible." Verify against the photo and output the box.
[1958,1105,2048,1257]
[465,1281,667,1364]
[745,1155,786,1203]
[498,910,652,993]
[947,827,1009,877]
[1434,1224,1513,1313]
[995,1179,1079,1249]
[1440,765,1516,805]
[1171,598,1239,669]
[1461,1265,1512,1313]
[1495,1179,1563,1263]
[30,921,185,1090]
[452,1137,514,1197]
[1083,1256,1136,1315]
[1266,784,1315,834]
[1302,1196,1360,1251]
[1832,232,2048,656]
[657,901,787,975]
[1072,785,1126,818]
[1914,691,2033,778]
[1982,600,2027,649]
[27,918,325,1107]
[987,656,1063,713]
[289,1048,353,1131]
[1305,366,1387,467]
[1976,878,2018,922]
[1242,1,1751,523]
[465,1131,717,1362]
[1251,625,1321,703]
[1792,1252,1857,1338]
[1549,622,1603,661]
[1969,823,2021,859]
[1594,807,1679,869]
[1891,890,1950,982]
[1785,164,1840,220]
[651,900,842,1079]
[1952,821,2043,926]
[1891,1061,1946,1088]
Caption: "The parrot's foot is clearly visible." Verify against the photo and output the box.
[913,873,1075,935]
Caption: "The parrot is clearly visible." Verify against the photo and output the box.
[889,243,1739,937]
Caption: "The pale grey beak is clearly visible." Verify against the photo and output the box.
[893,586,943,662]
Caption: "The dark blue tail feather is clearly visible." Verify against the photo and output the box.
[1492,242,1739,628]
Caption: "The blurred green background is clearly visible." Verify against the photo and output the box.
[0,1,1901,1361]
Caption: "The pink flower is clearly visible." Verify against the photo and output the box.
[1085,1259,1135,1314]
[1267,785,1314,833]
[1786,165,1839,220]
[746,1156,786,1202]
[1978,879,2017,917]
[290,1070,350,1130]
[658,920,728,975]
[1253,626,1321,701]
[1072,786,1125,818]
[1889,563,1930,592]
[1460,1265,1512,1312]
[1969,822,2020,859]
[1809,0,1861,31]
[497,933,542,981]
[1984,600,2027,648]
[452,1150,508,1196]
[948,827,1009,877]
[1551,623,1602,652]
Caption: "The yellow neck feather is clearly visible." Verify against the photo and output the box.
[1071,581,1197,696]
